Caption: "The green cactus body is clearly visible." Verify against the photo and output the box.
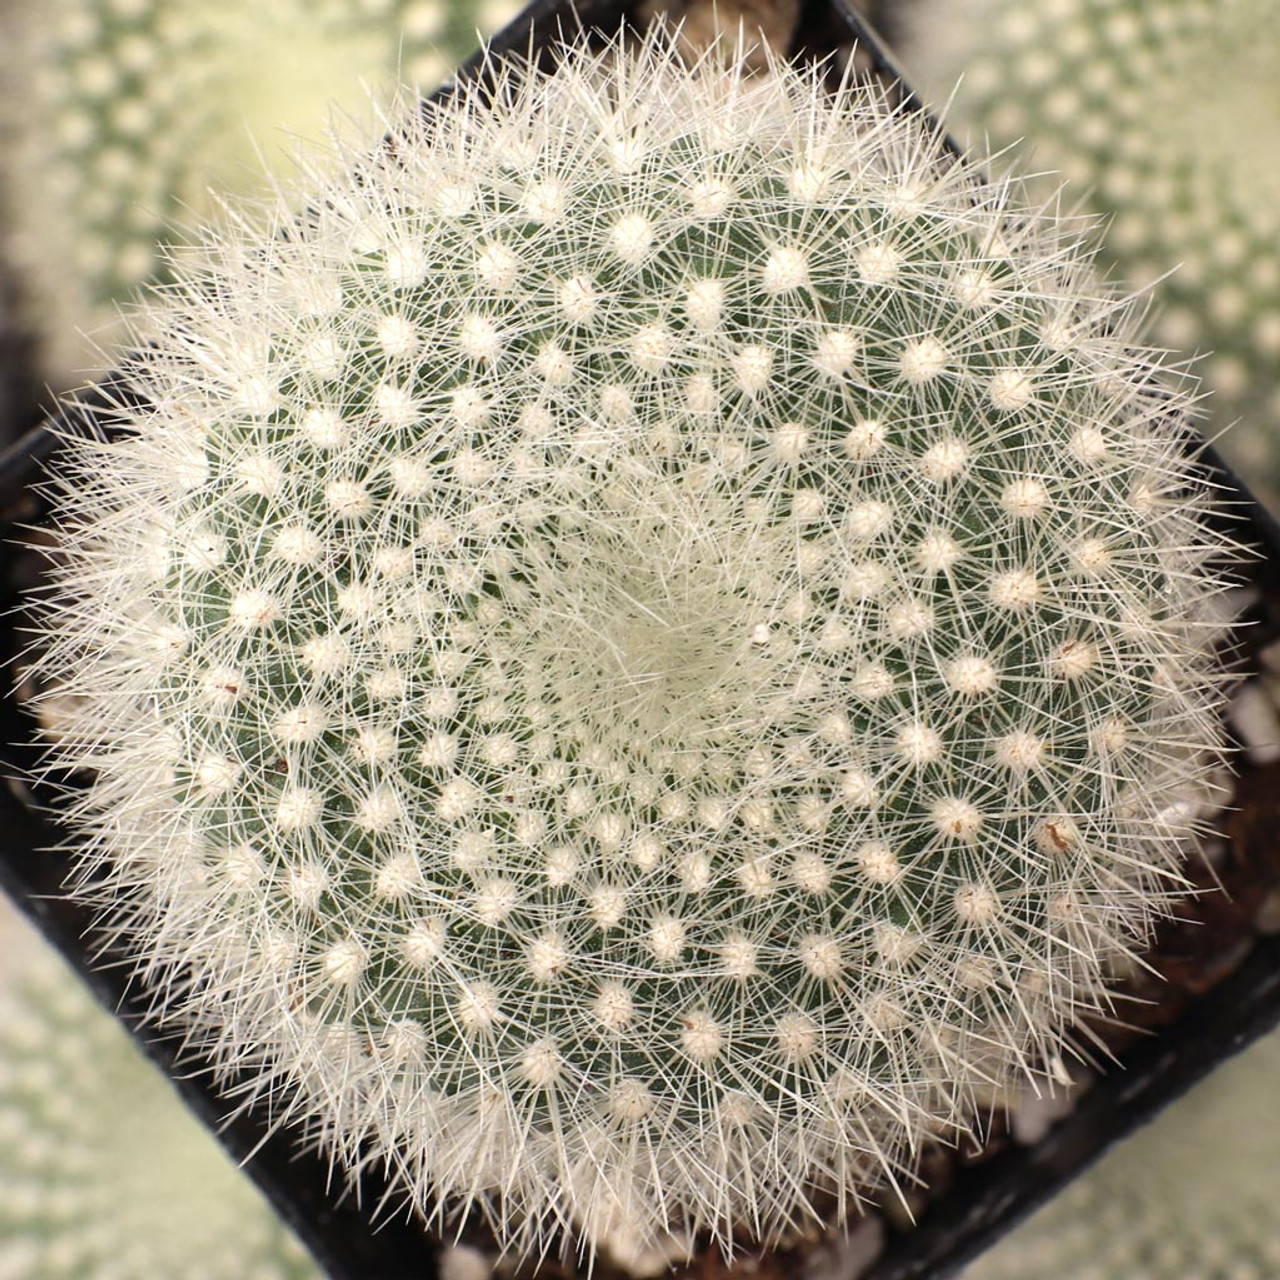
[964,1027,1280,1280]
[31,32,1232,1266]
[0,899,320,1280]
[898,0,1280,495]
[0,0,521,384]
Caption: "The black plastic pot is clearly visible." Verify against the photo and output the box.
[2,2,1279,1278]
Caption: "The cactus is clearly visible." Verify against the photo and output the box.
[0,897,320,1280]
[0,0,521,386]
[896,0,1280,497]
[963,1027,1280,1280]
[29,30,1234,1267]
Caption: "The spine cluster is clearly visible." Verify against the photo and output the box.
[898,0,1280,495]
[0,0,520,385]
[30,30,1234,1267]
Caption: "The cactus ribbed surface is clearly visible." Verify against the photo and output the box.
[30,32,1233,1267]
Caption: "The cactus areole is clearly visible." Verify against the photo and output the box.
[31,30,1233,1268]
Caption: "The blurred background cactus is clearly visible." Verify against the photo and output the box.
[28,29,1235,1268]
[0,896,320,1280]
[0,0,520,391]
[961,1027,1280,1280]
[894,0,1280,500]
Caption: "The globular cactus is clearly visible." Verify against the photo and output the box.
[30,30,1234,1268]
[0,898,319,1280]
[0,0,521,386]
[896,0,1280,496]
[964,1028,1280,1280]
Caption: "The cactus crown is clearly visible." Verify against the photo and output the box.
[898,0,1280,491]
[30,29,1233,1266]
[0,900,318,1280]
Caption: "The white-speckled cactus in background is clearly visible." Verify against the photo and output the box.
[0,0,520,384]
[897,0,1280,493]
[0,899,319,1280]
[963,1028,1280,1280]
[31,31,1234,1268]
